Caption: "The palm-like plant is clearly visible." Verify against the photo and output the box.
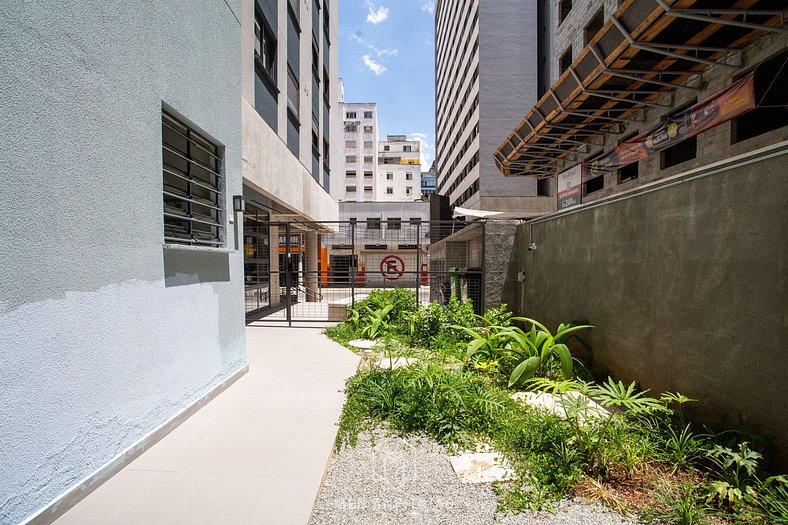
[503,318,593,386]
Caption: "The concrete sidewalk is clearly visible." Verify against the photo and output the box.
[53,327,360,525]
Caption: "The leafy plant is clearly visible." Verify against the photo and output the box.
[706,442,762,507]
[357,304,394,339]
[408,301,447,347]
[745,475,788,524]
[662,424,708,473]
[587,378,665,414]
[504,318,593,386]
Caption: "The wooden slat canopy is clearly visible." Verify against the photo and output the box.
[494,0,787,178]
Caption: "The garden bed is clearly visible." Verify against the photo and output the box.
[323,289,787,524]
[311,431,643,525]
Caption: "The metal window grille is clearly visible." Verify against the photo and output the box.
[162,111,224,247]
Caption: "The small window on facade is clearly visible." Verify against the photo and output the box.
[162,110,224,247]
[346,186,357,193]
[583,175,604,196]
[584,8,604,45]
[346,170,356,177]
[346,111,357,119]
[662,137,697,169]
[386,187,394,194]
[346,155,356,163]
[287,67,299,119]
[406,186,412,195]
[387,217,401,230]
[364,111,373,119]
[363,141,374,149]
[254,10,277,85]
[344,122,358,132]
[345,140,356,148]
[386,172,393,180]
[559,0,572,23]
[732,50,788,143]
[409,217,422,225]
[363,125,373,133]
[560,47,572,74]
[367,217,381,229]
[405,172,413,180]
[364,171,373,178]
[618,162,639,183]
[537,178,550,196]
[384,145,390,151]
[364,155,373,163]
[403,145,412,152]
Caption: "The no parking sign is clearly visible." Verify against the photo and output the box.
[380,255,405,281]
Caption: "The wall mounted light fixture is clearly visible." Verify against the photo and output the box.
[233,195,245,213]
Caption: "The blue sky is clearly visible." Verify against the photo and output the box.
[338,0,436,169]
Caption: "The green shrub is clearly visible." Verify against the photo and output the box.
[408,301,448,347]
[359,288,417,325]
[647,480,711,525]
[339,366,510,446]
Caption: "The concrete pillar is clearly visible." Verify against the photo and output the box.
[305,231,319,302]
[269,225,280,306]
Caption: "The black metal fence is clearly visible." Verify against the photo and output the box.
[245,220,484,325]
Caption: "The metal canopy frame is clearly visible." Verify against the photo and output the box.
[495,0,787,178]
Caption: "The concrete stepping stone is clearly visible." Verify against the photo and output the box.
[510,390,612,421]
[374,357,418,369]
[347,339,378,352]
[448,452,515,484]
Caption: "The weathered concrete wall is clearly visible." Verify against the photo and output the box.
[0,1,246,523]
[510,145,788,458]
[242,99,339,222]
[482,221,520,310]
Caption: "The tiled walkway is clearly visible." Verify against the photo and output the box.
[53,327,360,525]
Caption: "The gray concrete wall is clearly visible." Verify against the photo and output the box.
[509,146,788,459]
[0,1,246,523]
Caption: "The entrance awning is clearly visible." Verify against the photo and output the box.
[494,0,787,178]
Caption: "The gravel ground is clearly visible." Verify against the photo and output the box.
[310,432,647,525]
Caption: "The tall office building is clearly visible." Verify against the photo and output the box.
[434,0,554,215]
[339,102,379,202]
[378,135,422,201]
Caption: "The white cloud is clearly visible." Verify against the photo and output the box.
[349,33,398,58]
[421,1,435,14]
[366,1,389,24]
[408,132,435,169]
[362,55,387,76]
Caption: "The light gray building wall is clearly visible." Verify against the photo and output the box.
[0,1,246,524]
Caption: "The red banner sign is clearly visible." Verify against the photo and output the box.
[584,73,756,175]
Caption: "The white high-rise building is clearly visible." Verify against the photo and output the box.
[378,135,422,202]
[339,102,379,202]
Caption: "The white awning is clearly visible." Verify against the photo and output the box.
[452,207,503,219]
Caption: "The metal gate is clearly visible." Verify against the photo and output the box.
[245,220,484,325]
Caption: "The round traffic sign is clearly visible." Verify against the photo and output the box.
[380,255,405,281]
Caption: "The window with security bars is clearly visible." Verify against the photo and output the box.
[162,111,224,247]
